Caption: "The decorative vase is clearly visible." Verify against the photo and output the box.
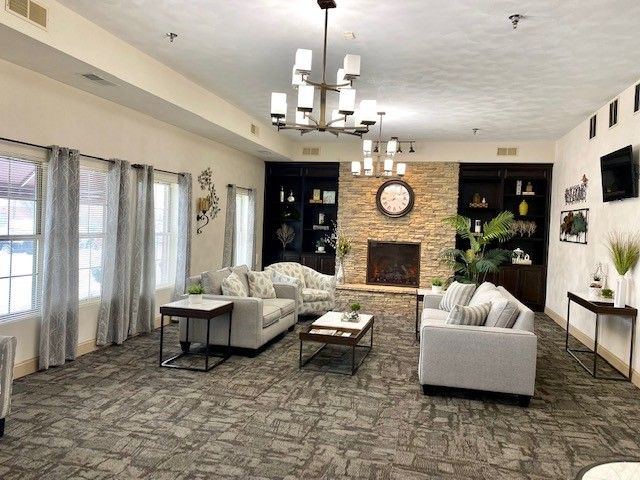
[431,285,443,294]
[519,199,529,216]
[614,275,627,308]
[336,256,346,284]
[189,294,203,305]
[317,246,325,253]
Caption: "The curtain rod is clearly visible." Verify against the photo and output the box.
[0,136,182,176]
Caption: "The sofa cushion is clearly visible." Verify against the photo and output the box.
[439,282,477,312]
[486,299,520,328]
[262,304,281,329]
[270,271,299,287]
[221,272,248,297]
[421,307,449,324]
[275,263,306,288]
[302,288,331,302]
[468,282,500,306]
[231,265,250,294]
[248,271,276,299]
[264,298,296,316]
[446,302,491,326]
[202,268,231,295]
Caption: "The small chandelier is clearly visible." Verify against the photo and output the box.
[351,112,415,177]
[269,0,378,137]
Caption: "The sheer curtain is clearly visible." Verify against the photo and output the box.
[96,160,132,345]
[234,188,256,269]
[172,173,192,300]
[129,165,155,336]
[39,146,80,370]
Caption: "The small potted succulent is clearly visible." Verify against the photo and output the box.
[431,278,444,294]
[316,239,326,253]
[601,288,614,300]
[343,302,361,322]
[187,283,205,304]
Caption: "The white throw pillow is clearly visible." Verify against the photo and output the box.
[247,271,276,299]
[439,282,477,312]
[446,302,491,326]
[485,299,520,328]
[221,272,248,297]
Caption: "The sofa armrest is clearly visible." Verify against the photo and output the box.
[304,267,336,293]
[0,335,17,419]
[419,324,537,397]
[421,293,443,309]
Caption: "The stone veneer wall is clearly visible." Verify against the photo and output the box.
[337,162,459,287]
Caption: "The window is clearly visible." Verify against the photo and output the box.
[0,156,43,319]
[589,114,597,139]
[78,165,107,301]
[609,98,618,127]
[154,181,178,287]
[635,84,640,113]
[233,188,254,267]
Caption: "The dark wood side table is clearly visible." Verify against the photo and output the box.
[159,299,233,372]
[566,291,637,381]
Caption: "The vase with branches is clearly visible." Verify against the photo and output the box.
[440,211,515,285]
[606,232,640,307]
[276,223,295,260]
[324,221,352,283]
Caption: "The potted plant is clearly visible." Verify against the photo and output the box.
[187,283,205,304]
[431,278,444,294]
[601,288,614,300]
[440,211,515,285]
[606,232,640,307]
[343,302,361,322]
[316,239,326,253]
[276,223,295,260]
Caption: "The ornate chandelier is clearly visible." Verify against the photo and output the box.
[269,0,378,137]
[351,113,415,177]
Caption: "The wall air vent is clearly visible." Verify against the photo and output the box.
[302,147,320,156]
[6,0,47,29]
[81,73,117,87]
[250,123,260,136]
[497,147,518,156]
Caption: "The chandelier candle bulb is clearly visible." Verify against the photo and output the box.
[384,158,394,175]
[270,92,287,117]
[338,88,356,115]
[363,139,373,155]
[351,161,361,175]
[386,138,398,156]
[360,100,378,125]
[291,66,305,87]
[295,49,312,74]
[297,85,315,112]
[343,54,361,79]
[331,110,345,127]
[396,163,406,176]
[336,68,347,87]
[364,157,374,175]
[295,111,309,125]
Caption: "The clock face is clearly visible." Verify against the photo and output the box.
[376,180,415,218]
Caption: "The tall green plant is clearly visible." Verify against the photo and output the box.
[440,211,515,284]
[607,232,640,275]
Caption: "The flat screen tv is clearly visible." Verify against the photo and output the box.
[600,145,638,202]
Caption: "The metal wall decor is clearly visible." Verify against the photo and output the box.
[196,167,220,234]
[560,208,589,244]
[565,174,588,204]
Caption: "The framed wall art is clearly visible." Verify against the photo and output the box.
[560,208,589,244]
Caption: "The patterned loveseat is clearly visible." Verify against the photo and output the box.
[265,262,335,316]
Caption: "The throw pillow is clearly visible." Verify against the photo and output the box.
[446,302,491,326]
[247,271,276,299]
[221,272,248,297]
[485,299,520,328]
[231,265,250,294]
[468,283,502,307]
[202,268,231,295]
[271,271,300,288]
[439,282,477,312]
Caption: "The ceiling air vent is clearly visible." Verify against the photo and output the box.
[81,73,117,87]
[497,147,518,157]
[250,123,260,136]
[7,0,47,29]
[302,147,320,156]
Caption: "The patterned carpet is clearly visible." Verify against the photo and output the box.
[1,313,639,480]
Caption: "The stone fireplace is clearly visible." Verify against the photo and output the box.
[367,241,420,287]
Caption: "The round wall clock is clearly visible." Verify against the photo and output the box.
[376,180,415,218]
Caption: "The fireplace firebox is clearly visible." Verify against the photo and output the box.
[366,240,420,287]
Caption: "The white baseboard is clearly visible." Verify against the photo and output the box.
[545,306,640,388]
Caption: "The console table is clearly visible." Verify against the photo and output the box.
[566,291,637,381]
[159,299,233,372]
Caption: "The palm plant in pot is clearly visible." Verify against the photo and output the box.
[440,211,515,285]
[606,232,640,307]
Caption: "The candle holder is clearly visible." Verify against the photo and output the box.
[196,196,211,234]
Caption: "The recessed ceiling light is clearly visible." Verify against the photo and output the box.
[343,31,356,40]
[508,14,525,30]
[472,128,481,135]
[165,32,178,43]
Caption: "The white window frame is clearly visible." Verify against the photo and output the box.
[0,155,46,322]
[154,179,178,289]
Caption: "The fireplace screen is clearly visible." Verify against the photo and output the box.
[366,241,420,287]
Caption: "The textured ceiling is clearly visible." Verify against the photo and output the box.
[57,0,640,142]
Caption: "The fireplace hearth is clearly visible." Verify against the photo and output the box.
[366,240,420,287]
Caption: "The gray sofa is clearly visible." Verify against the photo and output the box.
[418,282,537,406]
[1,335,17,437]
[179,270,298,352]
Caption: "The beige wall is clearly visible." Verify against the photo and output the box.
[337,162,459,287]
[547,76,640,379]
[0,58,265,369]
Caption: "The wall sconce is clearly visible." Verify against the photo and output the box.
[196,196,211,234]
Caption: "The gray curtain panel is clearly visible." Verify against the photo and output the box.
[222,184,236,268]
[129,165,155,336]
[96,160,132,345]
[39,147,80,370]
[172,173,192,300]
[248,188,257,269]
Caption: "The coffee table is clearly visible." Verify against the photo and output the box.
[299,311,374,375]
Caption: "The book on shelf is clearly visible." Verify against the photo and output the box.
[312,225,330,230]
[522,191,536,196]
[309,328,336,335]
